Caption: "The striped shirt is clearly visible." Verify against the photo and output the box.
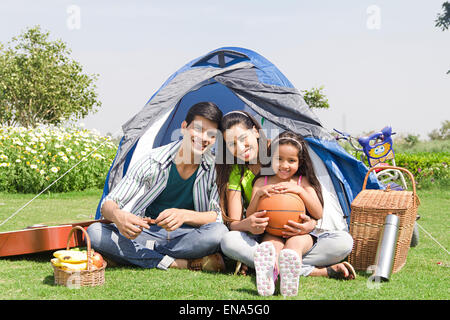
[101,140,223,222]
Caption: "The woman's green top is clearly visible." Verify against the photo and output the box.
[227,164,255,208]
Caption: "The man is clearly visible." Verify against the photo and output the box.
[87,102,228,272]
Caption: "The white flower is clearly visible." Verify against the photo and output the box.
[92,153,105,160]
[50,167,59,173]
[12,139,23,146]
[30,164,37,169]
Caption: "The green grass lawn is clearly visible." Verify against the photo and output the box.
[0,188,449,300]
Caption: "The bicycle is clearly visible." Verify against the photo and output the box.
[333,126,420,247]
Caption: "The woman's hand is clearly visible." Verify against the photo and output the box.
[244,210,269,235]
[282,214,317,238]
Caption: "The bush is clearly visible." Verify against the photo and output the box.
[0,125,117,193]
[394,152,450,189]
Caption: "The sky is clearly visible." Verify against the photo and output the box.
[1,0,449,140]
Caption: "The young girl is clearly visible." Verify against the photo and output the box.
[246,131,324,297]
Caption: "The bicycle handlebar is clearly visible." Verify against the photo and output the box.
[333,128,363,152]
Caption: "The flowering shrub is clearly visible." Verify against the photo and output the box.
[0,125,117,193]
[394,152,449,189]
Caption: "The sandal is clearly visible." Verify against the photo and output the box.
[188,253,226,273]
[326,261,356,280]
[234,261,249,276]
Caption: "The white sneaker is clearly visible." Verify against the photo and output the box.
[254,242,277,296]
[279,249,302,297]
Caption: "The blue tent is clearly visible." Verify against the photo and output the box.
[96,47,382,229]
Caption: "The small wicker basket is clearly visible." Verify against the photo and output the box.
[53,225,106,287]
[348,166,420,273]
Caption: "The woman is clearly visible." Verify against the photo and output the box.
[216,110,356,279]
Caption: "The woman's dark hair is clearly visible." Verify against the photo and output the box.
[185,102,223,126]
[215,111,269,222]
[269,131,324,207]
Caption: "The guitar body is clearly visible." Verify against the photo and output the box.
[0,220,110,257]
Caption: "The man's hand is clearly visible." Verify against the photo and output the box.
[155,208,186,231]
[282,214,317,238]
[114,209,150,240]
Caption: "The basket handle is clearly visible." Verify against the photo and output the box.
[362,165,417,206]
[65,226,92,271]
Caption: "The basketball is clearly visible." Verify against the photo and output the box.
[256,193,305,236]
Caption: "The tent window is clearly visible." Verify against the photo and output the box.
[193,50,249,68]
[207,55,219,65]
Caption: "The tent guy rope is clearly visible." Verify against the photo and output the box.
[0,130,120,228]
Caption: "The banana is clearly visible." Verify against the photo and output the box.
[51,258,62,267]
[60,261,87,271]
[53,250,88,263]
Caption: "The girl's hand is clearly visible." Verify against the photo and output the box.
[274,182,304,196]
[281,214,317,238]
[256,184,280,199]
[245,210,269,234]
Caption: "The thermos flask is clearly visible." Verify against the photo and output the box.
[372,214,400,282]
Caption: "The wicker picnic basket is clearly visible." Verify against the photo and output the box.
[348,166,420,273]
[53,225,106,287]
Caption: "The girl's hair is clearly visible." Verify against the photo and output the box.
[269,131,324,207]
[215,110,268,222]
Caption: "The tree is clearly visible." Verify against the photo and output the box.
[435,1,450,30]
[0,26,101,128]
[435,2,450,74]
[301,85,330,109]
[428,120,450,140]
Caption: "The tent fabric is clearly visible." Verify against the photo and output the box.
[110,61,255,190]
[214,72,330,139]
[95,47,383,224]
